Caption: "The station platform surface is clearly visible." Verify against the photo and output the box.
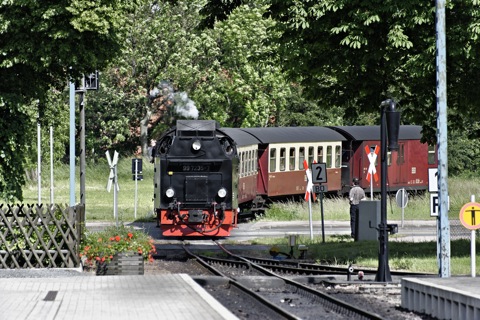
[402,276,480,320]
[0,273,238,320]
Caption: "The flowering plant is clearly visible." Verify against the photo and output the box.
[79,225,156,267]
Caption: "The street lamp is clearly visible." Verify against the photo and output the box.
[375,99,400,282]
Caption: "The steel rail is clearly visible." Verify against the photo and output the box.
[240,255,434,277]
[214,241,384,320]
[182,244,301,320]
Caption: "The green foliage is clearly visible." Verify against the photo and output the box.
[0,0,140,200]
[266,0,480,143]
[0,97,35,201]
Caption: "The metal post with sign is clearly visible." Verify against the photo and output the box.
[132,158,143,219]
[395,188,408,227]
[365,145,379,200]
[303,160,315,240]
[459,196,480,277]
[312,163,327,243]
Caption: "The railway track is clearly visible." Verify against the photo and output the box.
[183,243,385,320]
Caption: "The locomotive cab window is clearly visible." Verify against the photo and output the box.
[270,148,276,172]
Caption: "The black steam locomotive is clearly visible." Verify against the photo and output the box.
[153,120,239,236]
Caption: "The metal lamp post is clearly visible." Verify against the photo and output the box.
[375,99,400,282]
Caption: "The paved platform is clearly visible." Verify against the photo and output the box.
[401,276,480,320]
[0,274,238,320]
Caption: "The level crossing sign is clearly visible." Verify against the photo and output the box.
[459,202,480,230]
[365,145,379,182]
[303,160,316,201]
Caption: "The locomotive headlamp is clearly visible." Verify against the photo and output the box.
[165,188,175,198]
[217,187,227,198]
[192,140,202,151]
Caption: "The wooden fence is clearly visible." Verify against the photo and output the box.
[0,204,84,268]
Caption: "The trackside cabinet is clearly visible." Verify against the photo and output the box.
[356,200,380,241]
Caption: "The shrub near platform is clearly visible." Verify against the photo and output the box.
[80,225,156,275]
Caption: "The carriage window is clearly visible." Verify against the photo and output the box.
[387,151,392,166]
[326,146,332,167]
[335,145,341,168]
[240,152,244,177]
[280,148,286,171]
[270,148,276,172]
[397,143,405,165]
[317,146,324,163]
[299,147,305,168]
[289,147,296,170]
[428,145,436,164]
[308,146,314,166]
[248,150,255,175]
[254,150,258,172]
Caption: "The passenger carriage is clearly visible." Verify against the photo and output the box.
[329,125,437,194]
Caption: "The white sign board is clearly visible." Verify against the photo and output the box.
[311,163,327,183]
[428,168,438,193]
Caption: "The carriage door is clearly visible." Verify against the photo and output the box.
[395,142,407,184]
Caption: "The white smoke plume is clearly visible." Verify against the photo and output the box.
[174,91,199,119]
[150,81,198,119]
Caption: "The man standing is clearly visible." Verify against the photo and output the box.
[349,178,365,239]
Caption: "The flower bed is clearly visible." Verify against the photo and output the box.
[80,225,156,273]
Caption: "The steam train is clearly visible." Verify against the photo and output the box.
[153,120,437,237]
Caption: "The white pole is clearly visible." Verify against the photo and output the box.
[471,195,476,278]
[308,195,313,240]
[114,164,118,227]
[50,126,54,204]
[37,119,41,204]
[134,159,138,219]
[370,180,373,200]
[401,188,405,228]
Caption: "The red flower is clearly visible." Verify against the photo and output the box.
[115,235,121,242]
[127,232,133,239]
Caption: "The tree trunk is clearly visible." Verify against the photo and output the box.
[140,109,151,157]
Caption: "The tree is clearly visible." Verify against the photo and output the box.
[0,0,138,201]
[268,1,480,143]
[202,1,480,142]
[87,0,303,161]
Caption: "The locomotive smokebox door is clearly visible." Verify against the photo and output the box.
[185,176,208,201]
